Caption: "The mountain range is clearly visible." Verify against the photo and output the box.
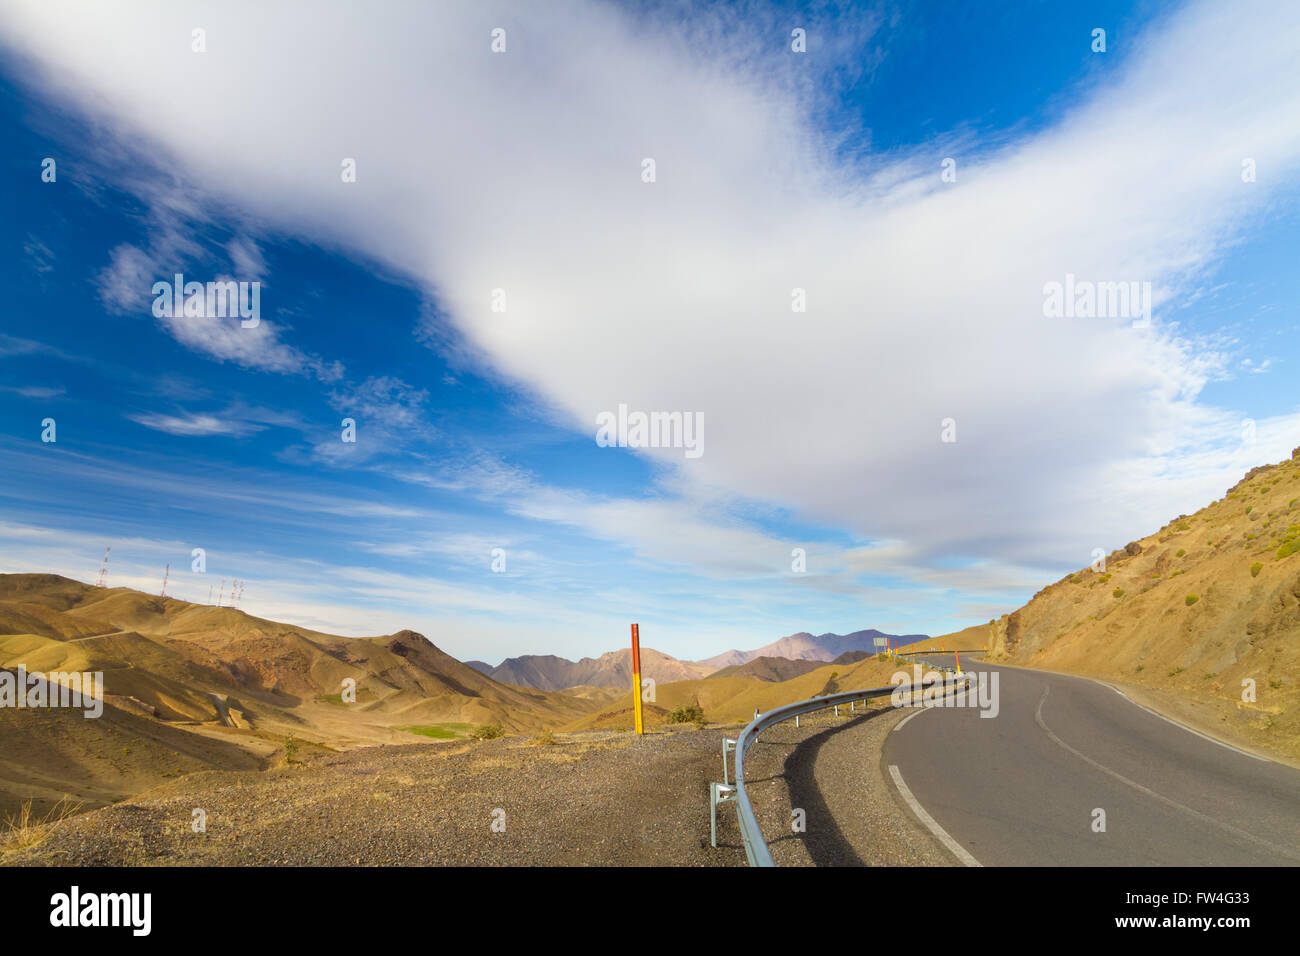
[467,628,928,690]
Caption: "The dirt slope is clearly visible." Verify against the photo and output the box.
[941,450,1300,760]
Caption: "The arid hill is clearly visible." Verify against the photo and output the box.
[939,450,1300,760]
[0,574,618,816]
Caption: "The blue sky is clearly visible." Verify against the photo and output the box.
[2,0,1298,664]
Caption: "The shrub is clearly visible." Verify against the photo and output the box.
[1176,548,1186,557]
[1112,588,1124,598]
[1245,506,1253,514]
[1278,539,1300,560]
[1251,562,1264,577]
[666,703,705,725]
[469,724,505,740]
[1169,666,1185,677]
[528,731,556,746]
[1185,594,1199,606]
[284,736,299,763]
[1135,664,1145,672]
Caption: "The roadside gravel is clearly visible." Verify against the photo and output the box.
[4,727,748,866]
[740,702,954,865]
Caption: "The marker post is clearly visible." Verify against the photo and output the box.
[631,623,645,735]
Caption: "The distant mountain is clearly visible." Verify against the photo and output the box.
[697,629,928,670]
[471,647,713,692]
[475,630,927,690]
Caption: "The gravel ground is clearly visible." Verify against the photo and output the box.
[739,701,953,866]
[3,727,749,866]
[6,704,947,867]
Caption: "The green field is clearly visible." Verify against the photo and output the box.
[399,723,475,739]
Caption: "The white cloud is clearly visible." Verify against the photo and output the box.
[4,0,1300,596]
[128,410,265,437]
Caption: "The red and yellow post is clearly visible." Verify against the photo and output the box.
[631,623,645,734]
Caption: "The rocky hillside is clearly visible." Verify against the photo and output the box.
[961,450,1300,759]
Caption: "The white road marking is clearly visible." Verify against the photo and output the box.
[893,707,929,732]
[1100,682,1267,762]
[1034,686,1298,861]
[888,764,982,867]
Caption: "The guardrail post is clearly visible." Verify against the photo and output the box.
[710,782,736,848]
[722,737,736,785]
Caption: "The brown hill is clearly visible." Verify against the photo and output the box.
[0,573,609,816]
[474,647,713,690]
[562,654,906,732]
[947,450,1300,760]
[705,655,828,682]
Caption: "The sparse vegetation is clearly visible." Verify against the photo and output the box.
[1251,562,1264,577]
[1135,664,1145,673]
[2,797,82,854]
[469,723,505,740]
[401,723,468,739]
[1169,666,1185,677]
[284,735,300,763]
[1278,538,1300,560]
[666,703,706,725]
[1113,588,1124,598]
[528,730,557,746]
[1185,594,1199,606]
[1176,548,1186,557]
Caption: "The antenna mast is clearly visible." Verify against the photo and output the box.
[96,547,111,587]
[160,563,170,597]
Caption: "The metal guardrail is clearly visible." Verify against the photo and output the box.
[719,663,971,866]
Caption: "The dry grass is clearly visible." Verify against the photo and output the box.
[1,796,82,854]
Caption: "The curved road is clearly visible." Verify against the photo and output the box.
[880,654,1300,866]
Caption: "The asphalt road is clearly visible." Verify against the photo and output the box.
[879,654,1300,865]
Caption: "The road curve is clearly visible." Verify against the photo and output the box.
[880,654,1300,866]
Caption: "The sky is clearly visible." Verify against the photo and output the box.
[1,0,1298,665]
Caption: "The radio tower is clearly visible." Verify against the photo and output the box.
[230,579,239,605]
[208,584,214,604]
[159,563,170,597]
[217,578,226,607]
[96,547,111,588]
[237,581,245,603]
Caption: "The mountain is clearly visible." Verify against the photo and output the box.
[705,655,829,682]
[955,449,1300,761]
[475,631,923,691]
[697,629,929,670]
[471,648,713,691]
[0,573,614,816]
